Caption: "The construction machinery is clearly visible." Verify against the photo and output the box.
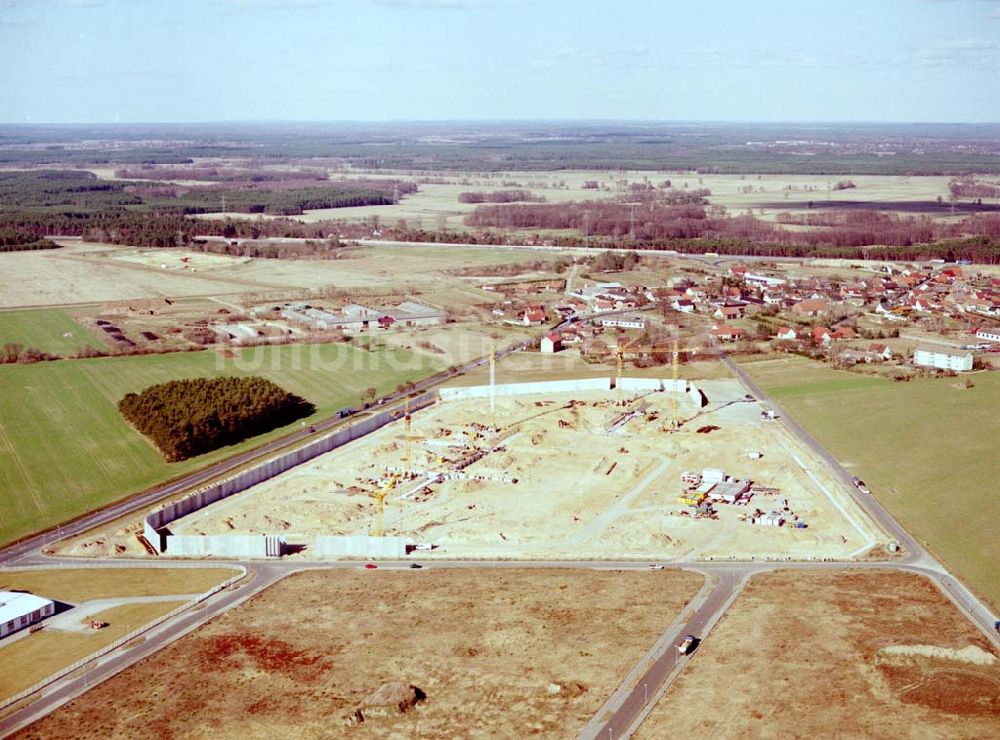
[368,475,399,537]
[614,335,685,429]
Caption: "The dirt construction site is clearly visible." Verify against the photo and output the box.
[165,378,885,561]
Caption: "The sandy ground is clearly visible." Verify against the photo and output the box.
[166,380,883,560]
[637,570,1000,738]
[14,568,703,739]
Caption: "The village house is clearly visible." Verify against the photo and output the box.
[792,298,831,317]
[540,331,563,354]
[710,325,746,342]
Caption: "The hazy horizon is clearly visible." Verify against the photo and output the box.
[1,0,999,125]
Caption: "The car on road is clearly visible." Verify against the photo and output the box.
[677,634,698,655]
[409,563,423,569]
[363,563,378,570]
[648,564,665,570]
[852,477,872,495]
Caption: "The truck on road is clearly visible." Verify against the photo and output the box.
[677,634,697,655]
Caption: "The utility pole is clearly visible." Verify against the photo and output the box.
[489,343,496,426]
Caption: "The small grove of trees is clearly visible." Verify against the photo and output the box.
[592,250,640,272]
[119,377,315,462]
[457,190,545,204]
[0,343,57,364]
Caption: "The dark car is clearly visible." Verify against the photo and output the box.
[409,563,423,569]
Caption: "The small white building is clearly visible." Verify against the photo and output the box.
[914,347,973,372]
[540,332,563,354]
[598,315,647,330]
[702,468,726,485]
[975,328,1000,343]
[1,591,55,638]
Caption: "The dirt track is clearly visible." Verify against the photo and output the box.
[638,570,1000,738]
[14,569,702,739]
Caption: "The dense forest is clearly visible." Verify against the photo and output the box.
[119,377,315,462]
[0,170,412,216]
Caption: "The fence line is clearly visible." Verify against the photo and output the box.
[0,566,246,712]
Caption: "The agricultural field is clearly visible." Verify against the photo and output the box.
[0,567,238,700]
[153,379,881,561]
[741,357,1000,611]
[188,171,968,230]
[0,308,107,356]
[638,570,1000,738]
[0,344,442,547]
[13,568,703,739]
[0,240,571,308]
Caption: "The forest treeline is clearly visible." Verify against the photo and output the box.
[0,170,413,216]
[119,377,315,462]
[457,189,545,204]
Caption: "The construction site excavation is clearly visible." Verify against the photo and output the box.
[164,377,885,560]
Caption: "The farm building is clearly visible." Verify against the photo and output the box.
[710,325,746,342]
[540,332,563,354]
[598,315,647,330]
[913,347,973,372]
[1,591,55,639]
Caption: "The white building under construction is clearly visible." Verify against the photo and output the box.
[0,591,54,638]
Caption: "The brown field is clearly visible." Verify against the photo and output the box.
[15,568,703,739]
[638,570,1000,738]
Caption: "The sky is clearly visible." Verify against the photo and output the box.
[0,0,998,123]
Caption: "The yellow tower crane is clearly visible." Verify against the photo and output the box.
[402,395,412,476]
[615,335,688,428]
[369,475,399,537]
[489,343,496,426]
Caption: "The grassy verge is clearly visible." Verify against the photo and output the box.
[741,356,1000,611]
[0,343,443,546]
[0,568,239,603]
[0,601,187,700]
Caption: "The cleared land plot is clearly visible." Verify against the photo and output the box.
[14,568,703,739]
[742,357,1000,611]
[0,308,107,356]
[638,571,1000,738]
[0,567,237,700]
[0,344,441,547]
[166,380,880,561]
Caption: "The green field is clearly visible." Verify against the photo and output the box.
[0,343,443,546]
[742,357,1000,610]
[0,307,105,356]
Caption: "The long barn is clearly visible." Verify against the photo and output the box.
[0,591,55,639]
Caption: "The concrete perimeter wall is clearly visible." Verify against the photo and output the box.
[165,534,283,558]
[440,377,611,401]
[145,391,437,555]
[314,535,407,558]
[618,377,707,407]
